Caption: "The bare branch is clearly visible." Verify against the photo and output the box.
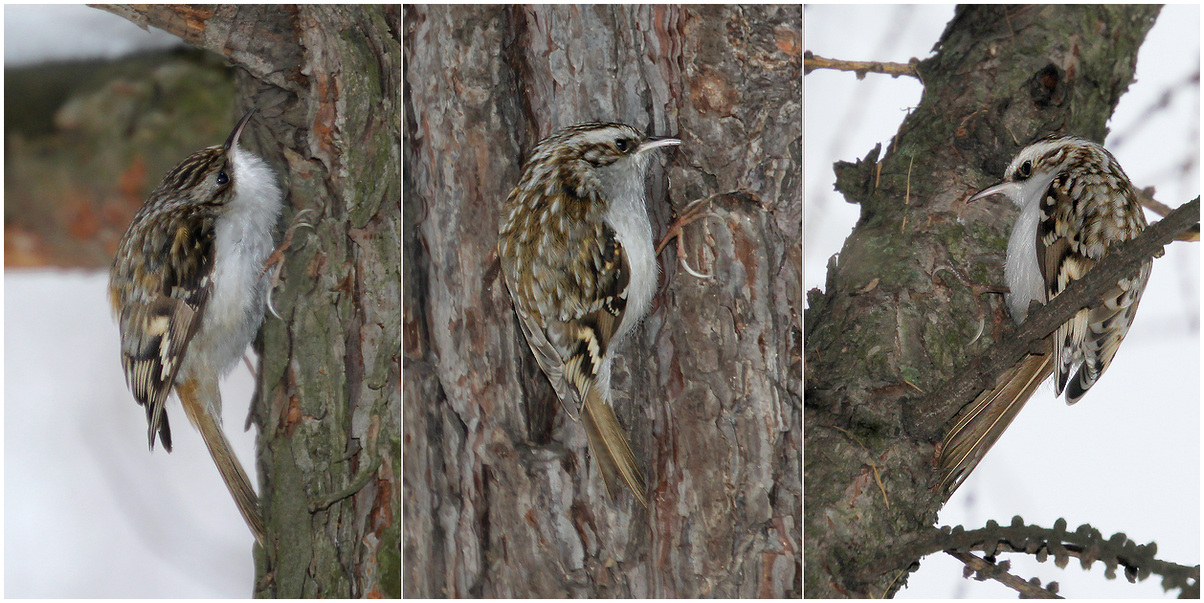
[946,551,1061,599]
[804,50,920,80]
[921,197,1200,442]
[1139,187,1200,241]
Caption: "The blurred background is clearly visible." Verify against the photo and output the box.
[805,4,1200,598]
[5,5,260,597]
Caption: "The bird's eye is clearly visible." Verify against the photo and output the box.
[1016,160,1032,180]
[615,138,630,153]
[216,171,229,185]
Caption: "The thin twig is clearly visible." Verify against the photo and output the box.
[946,551,1061,599]
[804,51,920,80]
[1139,188,1199,241]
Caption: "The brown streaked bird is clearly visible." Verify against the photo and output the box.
[498,122,680,506]
[937,135,1152,492]
[109,110,283,544]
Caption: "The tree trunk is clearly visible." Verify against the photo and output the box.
[403,5,800,598]
[100,5,402,598]
[803,5,1160,597]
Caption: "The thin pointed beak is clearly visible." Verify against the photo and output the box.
[225,109,258,151]
[967,180,1020,203]
[638,136,681,154]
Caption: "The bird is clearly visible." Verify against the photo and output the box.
[109,109,283,544]
[497,122,680,506]
[937,135,1152,492]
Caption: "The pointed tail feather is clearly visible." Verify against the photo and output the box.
[177,377,267,546]
[937,350,1054,493]
[580,385,647,507]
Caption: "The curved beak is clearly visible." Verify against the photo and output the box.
[225,109,258,151]
[638,136,681,154]
[967,180,1020,203]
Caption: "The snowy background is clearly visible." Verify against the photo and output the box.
[806,5,1201,598]
[4,3,1199,599]
[4,5,260,598]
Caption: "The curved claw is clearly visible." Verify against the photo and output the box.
[262,208,318,320]
[657,197,718,280]
[266,287,283,320]
[678,242,713,279]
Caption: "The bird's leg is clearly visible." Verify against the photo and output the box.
[264,209,316,319]
[656,196,717,279]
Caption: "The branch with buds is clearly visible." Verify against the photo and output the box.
[804,50,921,80]
[859,516,1199,598]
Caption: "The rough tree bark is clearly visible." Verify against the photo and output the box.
[403,5,800,598]
[803,5,1165,598]
[99,5,402,598]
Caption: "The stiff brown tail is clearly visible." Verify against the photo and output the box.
[937,349,1054,493]
[177,377,267,546]
[581,386,647,507]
